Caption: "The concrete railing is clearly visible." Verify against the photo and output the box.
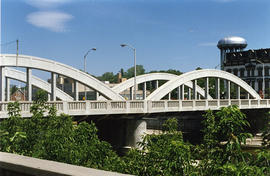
[1,99,270,118]
[0,152,133,176]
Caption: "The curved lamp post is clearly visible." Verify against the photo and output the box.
[121,44,136,100]
[83,48,96,100]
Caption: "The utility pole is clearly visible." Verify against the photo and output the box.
[16,39,19,66]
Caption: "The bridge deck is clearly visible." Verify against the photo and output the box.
[1,99,269,118]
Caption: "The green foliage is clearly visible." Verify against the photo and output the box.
[123,118,195,176]
[0,102,26,154]
[0,101,123,172]
[262,111,270,147]
[125,65,145,78]
[10,85,18,95]
[149,69,182,75]
[33,89,48,103]
[98,72,118,83]
[162,118,178,132]
[96,65,145,83]
[194,105,269,175]
[1,102,270,175]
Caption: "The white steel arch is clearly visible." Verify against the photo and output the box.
[112,73,213,99]
[5,68,73,101]
[0,54,124,100]
[146,69,261,101]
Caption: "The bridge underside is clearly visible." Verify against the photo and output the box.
[71,108,268,151]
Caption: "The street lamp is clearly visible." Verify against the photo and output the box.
[121,44,137,100]
[83,48,96,100]
[255,59,265,98]
[214,64,220,69]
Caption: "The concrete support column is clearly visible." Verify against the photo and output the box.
[188,88,191,100]
[155,80,159,89]
[74,81,79,101]
[181,85,185,100]
[0,67,5,101]
[177,86,181,100]
[130,87,133,100]
[226,80,231,99]
[6,77,10,101]
[51,72,56,101]
[125,119,147,148]
[96,91,99,100]
[143,82,146,99]
[26,68,32,101]
[192,80,197,100]
[205,77,209,99]
[236,85,240,99]
[215,78,220,99]
[168,92,171,100]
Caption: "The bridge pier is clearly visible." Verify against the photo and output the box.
[125,119,147,149]
[94,118,146,152]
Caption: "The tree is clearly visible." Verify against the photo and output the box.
[125,65,145,79]
[0,102,26,154]
[98,72,118,83]
[10,85,18,95]
[149,69,182,75]
[123,118,195,175]
[33,89,48,103]
[0,101,124,172]
[194,105,264,176]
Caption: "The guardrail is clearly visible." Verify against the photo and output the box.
[0,152,133,176]
[0,99,270,118]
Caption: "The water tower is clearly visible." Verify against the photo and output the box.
[217,36,247,70]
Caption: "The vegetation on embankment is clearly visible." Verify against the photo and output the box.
[1,96,270,175]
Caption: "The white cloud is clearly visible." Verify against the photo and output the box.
[25,0,72,9]
[198,42,217,46]
[26,11,73,32]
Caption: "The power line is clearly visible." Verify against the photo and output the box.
[0,40,17,46]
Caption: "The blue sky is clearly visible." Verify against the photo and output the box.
[1,0,270,77]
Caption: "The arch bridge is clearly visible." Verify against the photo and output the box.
[0,54,265,119]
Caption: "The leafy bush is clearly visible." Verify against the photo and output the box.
[1,102,270,175]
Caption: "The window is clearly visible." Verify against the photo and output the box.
[258,68,262,76]
[226,69,232,73]
[251,69,255,77]
[247,69,250,77]
[233,69,238,76]
[265,67,269,76]
[240,69,245,77]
